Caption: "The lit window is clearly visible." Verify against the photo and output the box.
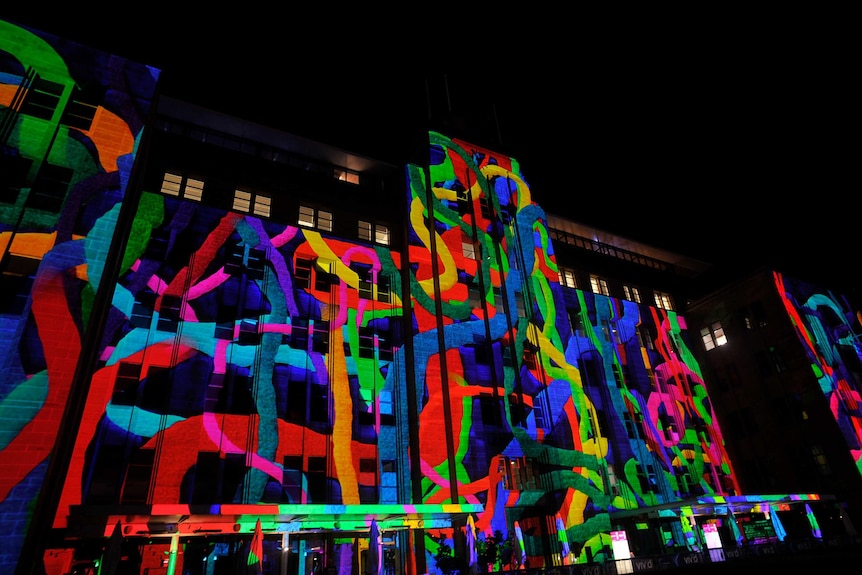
[590,274,610,296]
[333,168,360,184]
[299,205,332,231]
[233,190,252,213]
[654,290,674,311]
[623,284,641,303]
[160,173,182,196]
[358,220,390,245]
[700,321,727,351]
[298,205,315,227]
[161,173,204,202]
[559,267,577,288]
[462,240,476,260]
[253,194,271,217]
[374,224,390,245]
[185,178,204,201]
[358,220,372,241]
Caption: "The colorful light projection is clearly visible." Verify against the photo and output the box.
[774,271,862,478]
[53,196,408,527]
[406,132,737,570]
[0,20,158,570]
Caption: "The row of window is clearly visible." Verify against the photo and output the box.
[160,172,391,245]
[558,266,675,311]
[89,445,398,505]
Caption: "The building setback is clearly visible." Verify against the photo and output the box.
[1,19,860,575]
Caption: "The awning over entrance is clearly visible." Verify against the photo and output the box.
[609,493,831,521]
[67,502,485,539]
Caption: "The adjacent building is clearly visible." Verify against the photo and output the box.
[1,19,859,575]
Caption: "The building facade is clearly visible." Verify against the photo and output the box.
[686,270,862,539]
[0,19,159,574]
[2,19,859,575]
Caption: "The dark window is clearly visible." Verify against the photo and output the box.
[0,152,32,204]
[157,294,182,332]
[358,326,374,359]
[291,317,309,350]
[20,76,63,120]
[26,163,73,212]
[0,253,40,315]
[222,453,247,502]
[144,227,170,261]
[309,382,329,424]
[294,257,313,289]
[192,452,220,503]
[377,273,391,303]
[315,260,334,292]
[112,362,142,406]
[307,456,327,502]
[479,395,504,428]
[129,290,156,329]
[311,320,329,353]
[61,84,103,130]
[86,445,123,504]
[286,376,307,424]
[121,450,154,504]
[282,456,303,503]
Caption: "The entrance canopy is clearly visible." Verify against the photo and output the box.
[609,493,830,521]
[68,502,485,539]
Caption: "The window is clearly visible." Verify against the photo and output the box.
[61,84,102,131]
[589,274,610,296]
[299,205,332,231]
[294,257,313,289]
[374,224,390,245]
[233,190,271,217]
[499,456,536,491]
[358,326,375,359]
[333,168,360,184]
[157,295,183,332]
[377,273,391,303]
[653,290,674,311]
[559,267,577,288]
[311,319,329,353]
[0,252,40,315]
[318,209,332,231]
[623,284,641,303]
[637,325,655,351]
[20,76,63,120]
[479,395,505,427]
[0,152,32,204]
[112,362,142,406]
[233,190,251,212]
[26,163,73,212]
[811,445,831,476]
[700,321,727,351]
[315,259,334,292]
[253,195,271,217]
[121,450,154,504]
[462,239,476,260]
[160,172,204,201]
[358,220,390,245]
[130,290,156,329]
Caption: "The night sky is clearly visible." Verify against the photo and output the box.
[4,10,857,291]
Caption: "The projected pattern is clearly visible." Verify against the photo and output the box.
[405,133,737,569]
[775,272,862,476]
[52,196,407,527]
[0,21,157,570]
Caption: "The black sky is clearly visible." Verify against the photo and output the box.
[4,10,857,291]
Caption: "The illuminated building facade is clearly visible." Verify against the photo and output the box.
[2,19,860,575]
[687,270,862,539]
